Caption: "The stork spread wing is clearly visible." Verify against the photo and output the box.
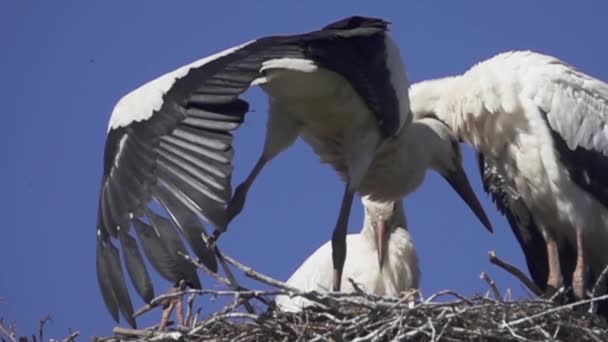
[532,60,608,208]
[96,16,395,327]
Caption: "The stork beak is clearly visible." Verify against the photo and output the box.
[374,219,389,270]
[443,168,493,233]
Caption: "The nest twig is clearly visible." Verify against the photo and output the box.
[94,247,608,342]
[0,314,79,342]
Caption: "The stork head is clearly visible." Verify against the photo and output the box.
[416,117,494,233]
[361,197,406,270]
[409,77,458,124]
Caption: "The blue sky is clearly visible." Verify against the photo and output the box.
[1,1,607,339]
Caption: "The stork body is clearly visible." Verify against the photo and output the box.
[96,16,492,327]
[231,104,494,292]
[410,50,608,302]
[225,20,412,293]
[96,17,413,327]
[275,198,419,312]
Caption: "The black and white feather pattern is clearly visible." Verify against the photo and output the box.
[477,153,577,292]
[532,56,608,208]
[96,16,400,327]
[478,153,552,290]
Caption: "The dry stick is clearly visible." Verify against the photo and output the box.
[133,247,253,317]
[221,254,299,292]
[480,272,502,302]
[61,330,80,342]
[133,252,237,319]
[506,293,608,327]
[113,326,167,338]
[190,228,256,313]
[590,264,608,313]
[136,288,294,318]
[575,324,604,342]
[213,246,256,314]
[185,252,275,306]
[182,253,232,287]
[185,294,195,328]
[488,251,543,297]
[0,321,16,342]
[424,290,473,305]
[196,248,273,307]
[504,288,512,302]
[220,254,347,311]
[198,231,249,294]
[38,315,51,342]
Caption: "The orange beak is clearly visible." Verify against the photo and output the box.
[375,219,388,270]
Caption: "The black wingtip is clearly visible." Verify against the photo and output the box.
[322,16,389,31]
[481,215,494,233]
[186,273,203,290]
[197,247,218,273]
[151,184,219,273]
[96,239,120,324]
[96,238,137,328]
[119,230,155,303]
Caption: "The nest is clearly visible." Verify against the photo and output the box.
[94,251,608,342]
[102,292,608,342]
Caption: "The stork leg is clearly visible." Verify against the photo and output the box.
[330,128,381,291]
[158,296,175,331]
[158,282,186,330]
[331,184,354,291]
[545,235,563,293]
[573,228,587,299]
[226,155,268,223]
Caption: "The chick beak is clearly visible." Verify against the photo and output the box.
[443,168,493,233]
[375,219,389,270]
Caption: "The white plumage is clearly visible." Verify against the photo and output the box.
[275,198,419,312]
[410,50,608,301]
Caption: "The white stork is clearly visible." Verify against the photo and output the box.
[275,197,419,312]
[96,16,492,327]
[409,50,608,305]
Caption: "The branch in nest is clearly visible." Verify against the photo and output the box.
[480,272,502,301]
[488,250,543,296]
[96,248,608,342]
[60,330,80,342]
[38,315,51,342]
[0,316,77,342]
[590,264,608,314]
[222,253,297,292]
[212,246,256,314]
[506,293,608,327]
[0,319,17,342]
[179,248,256,314]
[89,237,608,342]
[112,326,182,340]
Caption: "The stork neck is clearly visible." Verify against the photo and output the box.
[401,121,438,168]
[361,217,377,247]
